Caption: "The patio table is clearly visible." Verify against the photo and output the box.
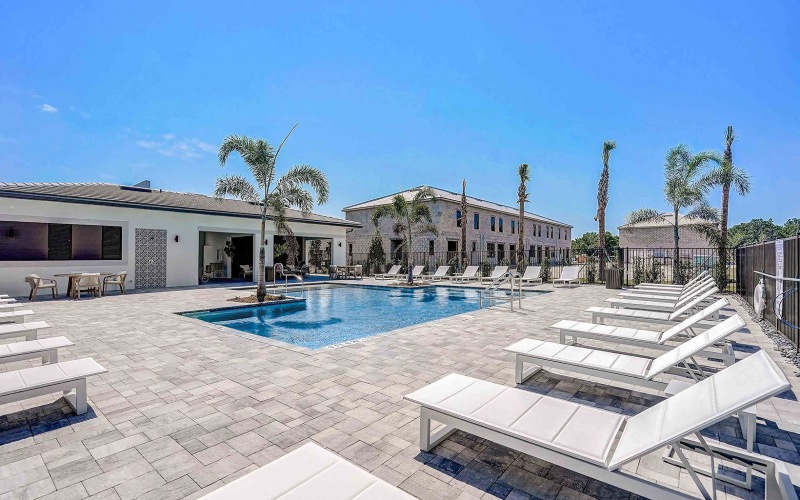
[53,272,115,298]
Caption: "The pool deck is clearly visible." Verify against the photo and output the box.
[1,280,799,499]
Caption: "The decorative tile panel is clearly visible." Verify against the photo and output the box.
[135,228,167,289]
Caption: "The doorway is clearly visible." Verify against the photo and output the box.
[231,235,254,279]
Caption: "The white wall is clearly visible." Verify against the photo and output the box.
[0,197,350,297]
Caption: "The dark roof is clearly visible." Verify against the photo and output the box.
[0,182,359,227]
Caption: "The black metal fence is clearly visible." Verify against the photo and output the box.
[346,247,736,289]
[736,236,800,348]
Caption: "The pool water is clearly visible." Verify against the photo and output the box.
[183,285,541,349]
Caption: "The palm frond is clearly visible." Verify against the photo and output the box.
[272,184,314,215]
[517,163,531,183]
[214,174,259,203]
[409,203,433,224]
[275,164,330,204]
[411,186,437,205]
[413,222,439,237]
[685,203,720,223]
[218,135,273,189]
[731,167,751,196]
[371,205,395,227]
[692,222,723,247]
[625,208,666,226]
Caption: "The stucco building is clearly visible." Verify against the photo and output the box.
[0,181,358,297]
[618,213,715,251]
[343,186,572,266]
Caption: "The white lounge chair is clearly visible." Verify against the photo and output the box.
[200,442,414,500]
[586,289,723,330]
[616,278,716,304]
[624,275,714,298]
[517,265,542,286]
[481,265,509,284]
[451,265,480,283]
[552,298,734,364]
[420,266,450,282]
[553,266,581,287]
[405,351,794,500]
[0,303,25,312]
[505,314,744,390]
[0,309,34,324]
[0,321,51,341]
[395,265,425,282]
[0,358,107,414]
[375,265,402,280]
[0,336,73,365]
[0,298,17,303]
[606,285,718,313]
[635,270,709,290]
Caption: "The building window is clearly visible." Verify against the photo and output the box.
[348,243,353,255]
[487,243,495,257]
[538,225,542,237]
[0,222,123,261]
[473,213,479,230]
[498,244,505,261]
[498,218,503,233]
[511,220,515,234]
[456,210,462,227]
[509,244,516,259]
[558,228,561,239]
[428,240,435,255]
[528,246,535,258]
[490,216,496,232]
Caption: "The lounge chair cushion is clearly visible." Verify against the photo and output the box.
[200,442,413,499]
[552,320,661,343]
[586,306,670,321]
[406,374,624,466]
[0,358,106,396]
[0,321,50,336]
[505,339,651,377]
[0,336,72,358]
[609,350,789,469]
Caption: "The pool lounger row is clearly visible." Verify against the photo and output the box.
[621,276,714,298]
[605,284,718,312]
[200,442,413,500]
[0,309,35,324]
[635,270,709,290]
[552,298,734,364]
[618,277,715,302]
[405,351,796,500]
[587,286,723,328]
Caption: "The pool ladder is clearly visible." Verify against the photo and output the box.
[480,270,523,310]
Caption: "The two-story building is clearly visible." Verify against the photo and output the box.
[342,186,572,267]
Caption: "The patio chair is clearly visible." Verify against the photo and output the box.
[482,265,509,285]
[587,287,724,329]
[636,270,709,290]
[102,271,127,295]
[450,265,480,283]
[239,264,253,280]
[552,298,734,364]
[553,266,581,287]
[605,284,718,313]
[506,314,744,390]
[199,442,414,500]
[517,265,542,286]
[25,274,58,301]
[622,275,713,298]
[375,265,402,280]
[420,265,450,282]
[73,273,101,299]
[396,265,425,282]
[618,276,715,301]
[405,351,794,500]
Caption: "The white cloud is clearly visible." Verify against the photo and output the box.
[39,104,58,113]
[135,134,216,160]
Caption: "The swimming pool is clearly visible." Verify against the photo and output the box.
[183,284,542,349]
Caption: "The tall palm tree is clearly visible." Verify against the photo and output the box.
[372,187,438,284]
[517,163,530,266]
[595,141,616,281]
[701,126,750,289]
[460,179,467,271]
[625,145,719,283]
[215,125,329,301]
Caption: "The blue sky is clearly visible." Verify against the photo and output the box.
[1,1,797,236]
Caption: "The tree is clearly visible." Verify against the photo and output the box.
[516,164,531,266]
[308,239,324,272]
[371,187,438,284]
[701,126,750,289]
[366,230,386,275]
[571,231,619,256]
[625,145,719,283]
[782,218,800,238]
[595,141,616,280]
[460,179,468,271]
[728,218,785,246]
[215,126,329,301]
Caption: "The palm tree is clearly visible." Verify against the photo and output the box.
[517,163,530,266]
[625,145,719,283]
[460,179,467,271]
[215,125,329,301]
[595,141,616,281]
[701,126,750,289]
[372,187,438,284]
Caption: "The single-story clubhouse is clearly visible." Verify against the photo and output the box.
[0,181,359,297]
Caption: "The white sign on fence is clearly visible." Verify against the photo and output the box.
[776,239,785,317]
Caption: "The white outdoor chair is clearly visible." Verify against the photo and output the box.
[587,288,723,331]
[450,266,480,283]
[517,265,542,286]
[636,270,709,290]
[482,265,509,284]
[73,273,101,299]
[420,266,450,282]
[606,285,718,313]
[25,274,58,301]
[623,275,713,298]
[617,277,715,303]
[396,265,425,282]
[553,266,581,287]
[405,351,794,500]
[375,265,402,280]
[239,264,253,280]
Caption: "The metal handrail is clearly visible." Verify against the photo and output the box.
[754,271,800,283]
[480,271,522,310]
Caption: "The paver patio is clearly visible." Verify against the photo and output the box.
[1,281,799,500]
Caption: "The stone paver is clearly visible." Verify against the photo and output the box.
[1,280,799,499]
